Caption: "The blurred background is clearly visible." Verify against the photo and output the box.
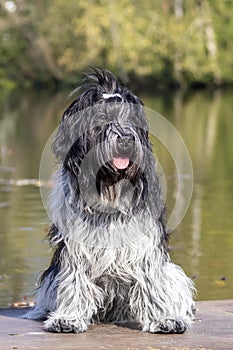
[0,0,233,307]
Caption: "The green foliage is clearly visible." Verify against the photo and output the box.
[0,0,233,89]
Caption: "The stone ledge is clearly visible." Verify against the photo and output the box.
[0,300,233,350]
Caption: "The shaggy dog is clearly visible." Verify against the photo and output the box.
[27,68,195,333]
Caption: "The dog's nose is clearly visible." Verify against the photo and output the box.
[116,136,135,158]
[117,135,135,149]
[117,135,134,149]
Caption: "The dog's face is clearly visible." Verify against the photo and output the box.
[52,69,159,219]
[55,103,149,213]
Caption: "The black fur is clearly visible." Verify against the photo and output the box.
[26,68,194,334]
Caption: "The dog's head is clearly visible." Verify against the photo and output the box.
[53,68,161,218]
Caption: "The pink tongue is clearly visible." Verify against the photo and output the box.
[113,157,130,170]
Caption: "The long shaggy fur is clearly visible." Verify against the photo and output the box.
[26,68,195,333]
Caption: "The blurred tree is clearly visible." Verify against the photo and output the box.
[0,0,232,89]
[211,0,233,85]
[0,0,63,88]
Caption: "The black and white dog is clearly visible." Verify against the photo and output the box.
[27,68,195,333]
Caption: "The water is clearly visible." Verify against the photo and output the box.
[0,88,232,306]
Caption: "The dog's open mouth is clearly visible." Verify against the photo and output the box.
[112,157,130,170]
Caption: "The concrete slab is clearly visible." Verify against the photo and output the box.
[0,300,233,350]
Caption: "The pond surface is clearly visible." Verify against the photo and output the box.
[0,88,232,306]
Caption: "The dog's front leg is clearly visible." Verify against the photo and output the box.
[42,266,103,333]
[130,261,195,334]
[32,242,103,334]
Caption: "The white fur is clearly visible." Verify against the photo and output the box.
[102,93,122,99]
[25,169,195,333]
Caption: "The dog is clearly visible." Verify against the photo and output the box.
[27,68,195,333]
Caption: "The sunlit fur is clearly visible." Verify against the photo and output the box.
[26,68,195,333]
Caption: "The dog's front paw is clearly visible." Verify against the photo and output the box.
[144,318,188,334]
[44,317,88,333]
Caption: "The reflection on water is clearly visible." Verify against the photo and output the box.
[0,89,232,306]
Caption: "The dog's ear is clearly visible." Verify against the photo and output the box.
[52,101,79,161]
[51,116,69,161]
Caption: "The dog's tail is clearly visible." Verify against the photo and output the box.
[20,305,47,320]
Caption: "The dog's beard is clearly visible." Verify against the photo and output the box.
[73,134,147,216]
[95,161,144,212]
